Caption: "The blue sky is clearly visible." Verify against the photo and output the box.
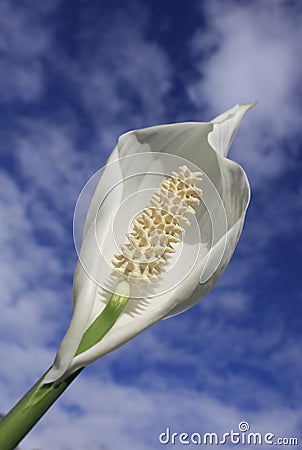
[0,0,302,449]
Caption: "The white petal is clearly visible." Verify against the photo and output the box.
[44,154,126,384]
[165,216,247,318]
[65,217,248,373]
[81,145,123,241]
[64,142,250,376]
[208,103,255,157]
[43,261,98,383]
[45,105,252,383]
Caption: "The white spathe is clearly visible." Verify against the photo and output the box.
[44,103,253,384]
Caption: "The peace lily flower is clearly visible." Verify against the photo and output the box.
[43,103,253,384]
[0,104,254,450]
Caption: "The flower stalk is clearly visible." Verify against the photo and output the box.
[0,368,82,450]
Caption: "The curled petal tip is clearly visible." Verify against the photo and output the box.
[208,103,255,157]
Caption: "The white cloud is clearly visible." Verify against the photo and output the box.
[16,121,91,209]
[0,0,58,102]
[189,0,302,183]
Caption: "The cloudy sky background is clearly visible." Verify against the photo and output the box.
[0,0,302,448]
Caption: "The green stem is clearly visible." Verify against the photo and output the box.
[0,368,82,450]
[76,289,129,355]
[0,288,130,450]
